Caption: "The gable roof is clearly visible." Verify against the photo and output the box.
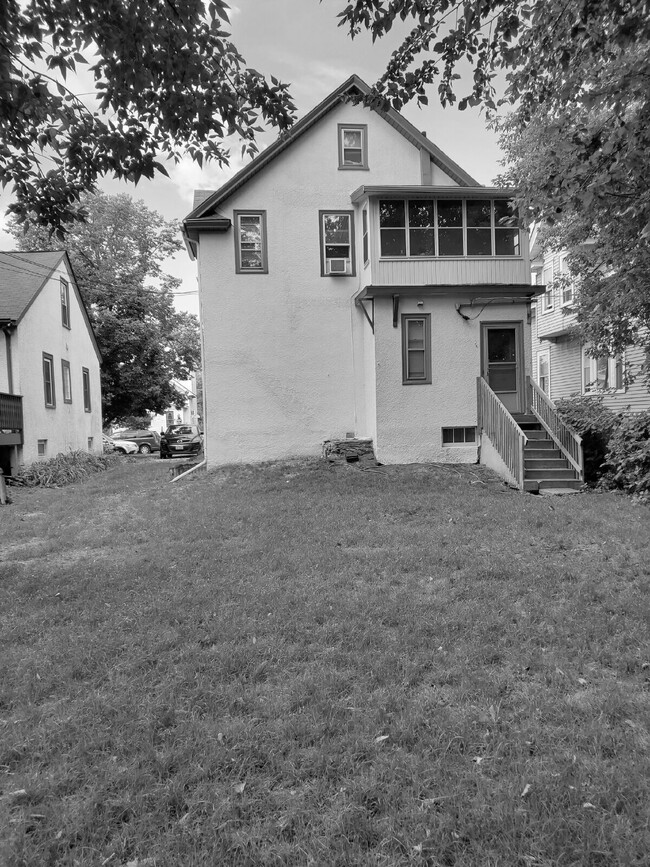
[0,250,67,322]
[0,250,101,361]
[184,74,479,224]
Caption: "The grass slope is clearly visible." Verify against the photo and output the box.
[1,459,649,866]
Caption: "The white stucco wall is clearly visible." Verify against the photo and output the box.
[373,296,532,464]
[13,260,103,465]
[198,100,428,466]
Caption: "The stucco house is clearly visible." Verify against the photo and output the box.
[0,250,103,476]
[183,75,584,492]
[531,241,649,413]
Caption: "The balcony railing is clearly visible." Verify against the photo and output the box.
[528,377,584,480]
[0,392,23,436]
[477,376,527,489]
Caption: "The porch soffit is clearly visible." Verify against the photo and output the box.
[354,284,544,302]
[350,186,517,203]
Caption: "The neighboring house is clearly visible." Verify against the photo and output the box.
[0,250,103,476]
[149,374,200,434]
[531,239,650,413]
[182,75,576,491]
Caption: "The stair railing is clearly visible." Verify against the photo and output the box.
[527,376,584,480]
[477,376,527,489]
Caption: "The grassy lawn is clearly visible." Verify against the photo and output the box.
[1,457,649,866]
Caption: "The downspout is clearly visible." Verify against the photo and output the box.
[170,458,206,483]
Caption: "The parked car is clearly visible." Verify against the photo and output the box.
[160,424,203,459]
[102,434,138,455]
[113,428,161,454]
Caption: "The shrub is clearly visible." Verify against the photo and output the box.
[9,450,120,488]
[555,395,619,483]
[602,410,650,497]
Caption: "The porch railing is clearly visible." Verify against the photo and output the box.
[0,392,23,431]
[528,376,584,480]
[477,376,527,489]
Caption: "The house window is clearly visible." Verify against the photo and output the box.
[537,350,550,394]
[87,437,94,450]
[320,211,355,276]
[442,427,476,445]
[542,263,554,312]
[166,410,175,427]
[37,439,47,456]
[234,211,268,273]
[378,198,519,258]
[82,367,91,412]
[62,359,72,403]
[43,353,55,407]
[338,124,368,169]
[402,314,431,384]
[362,208,369,265]
[60,277,70,328]
[582,348,624,393]
[560,257,573,306]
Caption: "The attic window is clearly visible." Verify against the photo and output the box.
[338,125,368,170]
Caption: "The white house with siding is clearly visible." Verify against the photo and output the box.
[0,250,103,476]
[531,243,650,413]
[183,76,586,492]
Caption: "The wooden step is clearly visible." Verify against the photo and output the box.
[537,478,583,491]
[524,429,551,440]
[525,457,569,471]
[525,446,561,458]
[526,467,578,481]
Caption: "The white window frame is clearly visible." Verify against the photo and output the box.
[559,256,573,306]
[542,262,554,312]
[537,349,551,395]
[582,346,625,394]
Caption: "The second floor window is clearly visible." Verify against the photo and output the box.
[234,211,268,273]
[62,360,72,403]
[379,198,519,258]
[542,263,554,312]
[338,124,368,169]
[560,257,573,306]
[320,211,355,276]
[61,277,70,328]
[43,353,55,407]
[582,348,624,393]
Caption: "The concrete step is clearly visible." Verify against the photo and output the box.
[526,468,578,481]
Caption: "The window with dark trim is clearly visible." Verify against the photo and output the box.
[320,211,355,276]
[43,352,55,407]
[402,314,431,384]
[337,124,368,169]
[61,359,72,403]
[37,439,47,456]
[234,211,268,273]
[82,367,92,412]
[379,198,520,258]
[60,277,70,328]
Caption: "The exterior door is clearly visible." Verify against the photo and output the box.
[481,322,524,413]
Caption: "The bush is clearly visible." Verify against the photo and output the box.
[9,450,120,488]
[555,396,619,483]
[602,411,650,497]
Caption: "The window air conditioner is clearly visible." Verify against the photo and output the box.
[326,258,350,275]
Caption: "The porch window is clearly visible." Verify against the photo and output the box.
[320,211,355,276]
[82,367,92,412]
[582,348,624,393]
[43,353,55,408]
[61,359,72,403]
[61,277,70,328]
[402,314,431,384]
[379,198,520,258]
[234,211,268,273]
[338,125,368,169]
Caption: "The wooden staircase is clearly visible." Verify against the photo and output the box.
[512,414,582,494]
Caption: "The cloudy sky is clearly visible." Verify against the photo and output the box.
[1,0,504,316]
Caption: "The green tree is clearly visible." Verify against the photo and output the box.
[9,191,201,425]
[1,0,295,235]
[339,0,650,374]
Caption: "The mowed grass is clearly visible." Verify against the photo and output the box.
[1,458,649,867]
